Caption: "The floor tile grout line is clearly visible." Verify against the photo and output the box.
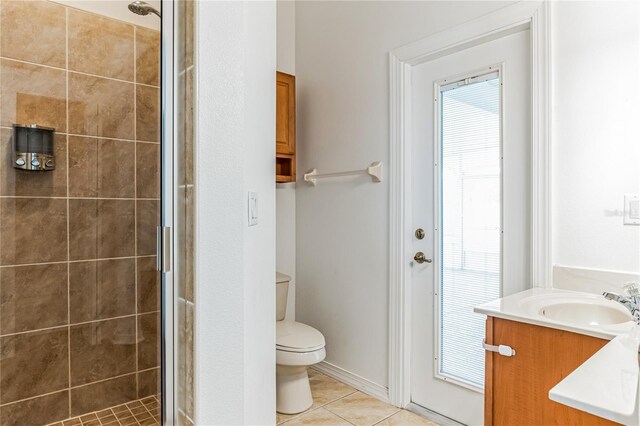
[324,389,358,407]
[277,388,357,425]
[317,391,362,425]
[276,371,349,424]
[323,391,402,426]
[110,406,128,426]
[329,409,358,426]
[123,403,141,425]
[280,405,358,426]
[370,408,403,426]
[139,398,156,422]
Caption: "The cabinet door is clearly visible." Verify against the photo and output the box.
[276,72,295,155]
[486,317,617,425]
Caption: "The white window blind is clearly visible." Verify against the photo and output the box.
[439,73,501,388]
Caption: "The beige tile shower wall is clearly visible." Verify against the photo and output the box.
[0,1,161,424]
[176,0,195,425]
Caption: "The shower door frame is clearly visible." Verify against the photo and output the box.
[161,0,177,424]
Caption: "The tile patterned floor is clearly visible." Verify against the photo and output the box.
[49,395,161,426]
[277,369,439,426]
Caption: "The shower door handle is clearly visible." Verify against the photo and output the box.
[157,226,172,272]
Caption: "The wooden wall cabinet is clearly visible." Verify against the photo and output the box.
[276,71,296,183]
[485,317,617,425]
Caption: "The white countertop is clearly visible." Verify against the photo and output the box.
[549,334,639,425]
[474,287,635,340]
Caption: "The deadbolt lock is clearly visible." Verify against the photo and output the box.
[415,228,425,240]
[414,252,432,264]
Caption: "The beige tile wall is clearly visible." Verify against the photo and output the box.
[176,0,195,425]
[0,1,161,424]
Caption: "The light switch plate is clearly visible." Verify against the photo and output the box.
[624,194,640,225]
[248,191,258,226]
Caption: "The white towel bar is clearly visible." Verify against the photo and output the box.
[303,161,383,186]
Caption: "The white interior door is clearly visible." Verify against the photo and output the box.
[410,29,531,425]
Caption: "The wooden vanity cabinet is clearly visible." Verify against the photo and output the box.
[276,71,296,183]
[485,317,618,425]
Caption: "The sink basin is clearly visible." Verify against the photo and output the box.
[518,292,634,328]
[540,302,632,326]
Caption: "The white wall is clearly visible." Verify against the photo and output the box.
[276,185,297,319]
[551,1,640,275]
[242,2,277,423]
[193,1,276,424]
[277,1,296,75]
[276,0,297,320]
[294,1,515,389]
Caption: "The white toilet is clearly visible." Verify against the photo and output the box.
[276,273,326,414]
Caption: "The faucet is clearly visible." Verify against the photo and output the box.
[603,282,640,324]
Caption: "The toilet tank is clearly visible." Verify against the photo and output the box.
[276,272,291,321]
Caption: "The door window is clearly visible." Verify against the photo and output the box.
[438,72,501,388]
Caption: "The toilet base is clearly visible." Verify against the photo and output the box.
[276,364,313,414]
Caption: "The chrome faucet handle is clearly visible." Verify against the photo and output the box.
[624,282,640,303]
[624,282,640,294]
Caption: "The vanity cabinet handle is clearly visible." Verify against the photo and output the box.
[483,339,516,357]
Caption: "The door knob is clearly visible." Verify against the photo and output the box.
[414,252,432,264]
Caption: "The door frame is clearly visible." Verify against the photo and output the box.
[388,1,551,408]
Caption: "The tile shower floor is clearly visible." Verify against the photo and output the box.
[49,395,160,426]
[277,370,440,426]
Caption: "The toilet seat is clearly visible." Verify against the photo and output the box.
[276,321,325,353]
[276,346,326,367]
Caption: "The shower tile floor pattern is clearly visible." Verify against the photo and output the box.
[277,369,440,426]
[48,395,161,426]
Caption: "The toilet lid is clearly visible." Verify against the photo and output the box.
[276,321,325,353]
[276,272,291,283]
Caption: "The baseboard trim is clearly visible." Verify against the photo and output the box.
[311,361,390,404]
